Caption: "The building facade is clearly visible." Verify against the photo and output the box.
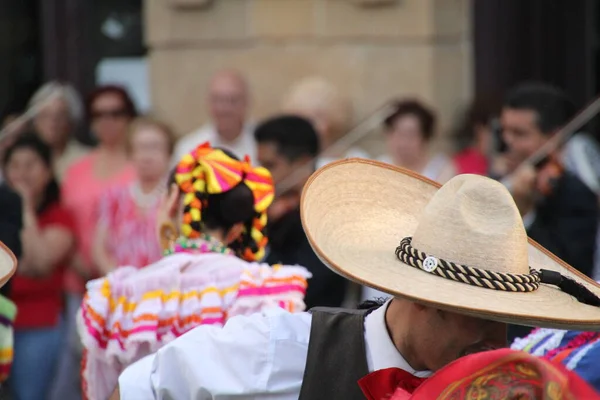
[1,0,598,149]
[146,0,471,154]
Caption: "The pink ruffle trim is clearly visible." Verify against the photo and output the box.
[78,252,311,400]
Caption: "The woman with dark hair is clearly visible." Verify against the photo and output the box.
[62,85,137,291]
[378,99,456,183]
[54,85,137,400]
[78,142,310,400]
[2,134,75,400]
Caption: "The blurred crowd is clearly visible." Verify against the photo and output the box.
[0,68,599,400]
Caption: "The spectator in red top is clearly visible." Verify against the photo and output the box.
[2,134,75,400]
[450,97,500,176]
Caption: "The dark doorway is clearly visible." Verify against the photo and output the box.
[41,0,145,96]
[473,0,597,110]
[40,0,145,143]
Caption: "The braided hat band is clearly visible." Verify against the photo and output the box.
[396,237,600,307]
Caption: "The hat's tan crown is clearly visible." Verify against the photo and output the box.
[412,174,530,275]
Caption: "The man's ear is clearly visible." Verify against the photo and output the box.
[412,302,439,318]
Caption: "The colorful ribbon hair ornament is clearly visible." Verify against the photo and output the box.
[174,142,274,261]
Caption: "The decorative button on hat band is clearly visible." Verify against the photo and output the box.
[422,256,439,273]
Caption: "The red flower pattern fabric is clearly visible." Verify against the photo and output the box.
[386,349,600,400]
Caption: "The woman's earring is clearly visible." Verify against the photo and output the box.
[159,221,178,252]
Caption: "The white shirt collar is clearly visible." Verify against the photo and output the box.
[177,122,257,164]
[364,300,432,377]
[203,122,255,143]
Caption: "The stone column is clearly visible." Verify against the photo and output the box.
[145,0,472,155]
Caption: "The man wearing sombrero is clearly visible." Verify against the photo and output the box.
[113,159,600,399]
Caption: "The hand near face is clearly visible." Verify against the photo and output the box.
[13,182,34,209]
[507,165,536,216]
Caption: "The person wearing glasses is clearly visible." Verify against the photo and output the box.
[52,85,137,400]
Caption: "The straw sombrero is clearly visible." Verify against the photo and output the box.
[300,159,600,330]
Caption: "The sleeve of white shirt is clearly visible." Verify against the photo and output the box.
[118,308,311,399]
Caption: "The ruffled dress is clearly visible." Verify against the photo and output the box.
[0,294,16,383]
[511,328,600,391]
[78,251,311,400]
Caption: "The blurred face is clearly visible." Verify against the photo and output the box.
[131,125,171,182]
[91,92,131,147]
[386,114,428,167]
[257,142,295,186]
[404,304,507,371]
[5,147,52,200]
[208,75,248,141]
[34,98,72,148]
[501,108,549,172]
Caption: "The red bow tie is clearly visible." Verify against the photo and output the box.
[358,367,426,400]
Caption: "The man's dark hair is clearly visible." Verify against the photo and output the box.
[384,99,437,141]
[504,82,576,135]
[254,115,320,162]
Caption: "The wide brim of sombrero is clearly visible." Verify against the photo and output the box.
[300,158,600,330]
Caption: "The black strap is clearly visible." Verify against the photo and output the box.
[539,269,600,306]
[298,307,370,400]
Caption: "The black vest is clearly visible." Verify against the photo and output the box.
[298,307,371,400]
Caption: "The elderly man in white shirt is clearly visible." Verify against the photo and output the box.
[113,160,600,400]
[172,70,256,163]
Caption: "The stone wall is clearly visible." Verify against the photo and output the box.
[145,0,472,155]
